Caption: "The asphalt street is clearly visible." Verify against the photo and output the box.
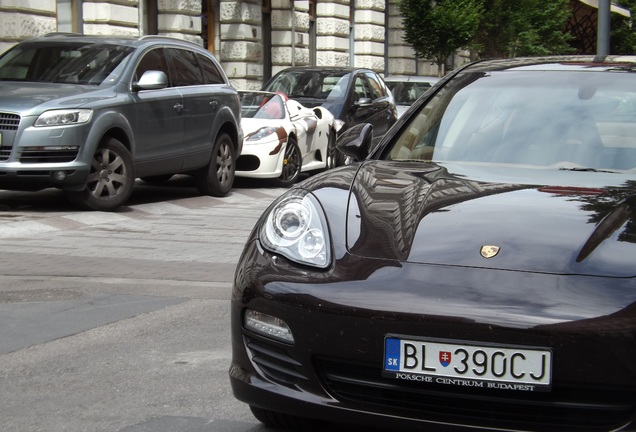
[0,176,402,432]
[0,177,283,432]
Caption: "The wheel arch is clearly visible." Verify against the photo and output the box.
[86,111,135,156]
[212,106,242,156]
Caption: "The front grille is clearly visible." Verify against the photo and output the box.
[0,112,20,131]
[245,336,308,387]
[19,148,79,163]
[316,359,635,432]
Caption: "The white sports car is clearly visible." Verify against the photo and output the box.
[236,91,337,187]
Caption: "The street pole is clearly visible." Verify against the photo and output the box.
[597,0,610,56]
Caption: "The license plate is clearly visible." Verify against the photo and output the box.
[384,336,552,392]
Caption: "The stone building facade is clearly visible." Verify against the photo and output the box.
[0,0,452,89]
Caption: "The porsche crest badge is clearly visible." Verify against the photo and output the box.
[480,245,500,259]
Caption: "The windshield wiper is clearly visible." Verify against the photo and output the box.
[287,93,322,99]
[558,167,617,173]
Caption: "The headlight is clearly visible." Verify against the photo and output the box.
[35,109,93,127]
[260,190,331,268]
[246,126,278,141]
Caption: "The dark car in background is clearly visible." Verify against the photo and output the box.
[0,33,242,211]
[230,56,636,431]
[263,66,398,164]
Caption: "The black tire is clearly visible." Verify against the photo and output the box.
[273,137,302,188]
[325,130,338,170]
[66,137,134,211]
[141,174,173,184]
[329,129,347,168]
[249,406,326,430]
[196,132,235,197]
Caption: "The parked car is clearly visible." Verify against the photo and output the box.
[384,75,439,117]
[230,56,636,431]
[237,91,336,187]
[0,33,242,211]
[262,66,398,163]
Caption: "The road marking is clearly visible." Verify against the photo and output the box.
[0,187,287,238]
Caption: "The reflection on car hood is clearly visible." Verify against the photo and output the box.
[346,161,636,277]
[0,82,114,114]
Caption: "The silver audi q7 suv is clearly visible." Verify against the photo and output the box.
[0,33,242,211]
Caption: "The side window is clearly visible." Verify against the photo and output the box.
[365,72,384,100]
[197,53,226,84]
[167,48,203,87]
[134,48,169,83]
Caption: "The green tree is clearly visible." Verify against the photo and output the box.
[475,0,573,58]
[399,0,483,76]
[611,0,636,54]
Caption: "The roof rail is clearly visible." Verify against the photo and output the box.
[43,32,83,37]
[138,34,201,47]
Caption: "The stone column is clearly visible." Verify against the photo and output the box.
[315,1,350,67]
[156,0,203,44]
[220,0,263,89]
[82,0,139,36]
[270,0,310,76]
[352,0,385,72]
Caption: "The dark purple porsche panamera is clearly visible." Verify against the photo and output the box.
[230,56,636,431]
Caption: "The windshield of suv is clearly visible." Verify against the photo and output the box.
[385,71,636,172]
[264,70,350,101]
[0,42,133,85]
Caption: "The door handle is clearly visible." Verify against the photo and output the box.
[173,103,184,112]
[209,100,218,109]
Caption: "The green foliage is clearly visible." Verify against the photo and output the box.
[399,0,636,70]
[611,0,636,54]
[399,0,483,75]
[475,0,574,58]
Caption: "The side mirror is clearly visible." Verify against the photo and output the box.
[336,123,373,162]
[132,70,168,91]
[355,97,373,107]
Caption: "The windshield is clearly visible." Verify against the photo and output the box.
[385,71,636,172]
[240,92,286,119]
[264,70,351,101]
[0,41,133,85]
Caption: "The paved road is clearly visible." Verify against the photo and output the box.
[0,177,285,432]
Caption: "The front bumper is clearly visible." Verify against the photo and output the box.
[230,241,636,431]
[235,139,286,179]
[0,118,92,191]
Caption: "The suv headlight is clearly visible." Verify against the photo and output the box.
[260,190,331,268]
[34,109,93,127]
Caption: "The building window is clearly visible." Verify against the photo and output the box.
[57,0,82,33]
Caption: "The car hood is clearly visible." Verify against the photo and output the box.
[0,82,116,114]
[345,161,636,278]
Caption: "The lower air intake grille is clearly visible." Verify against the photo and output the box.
[0,146,11,161]
[19,148,79,163]
[245,336,308,388]
[316,358,635,432]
